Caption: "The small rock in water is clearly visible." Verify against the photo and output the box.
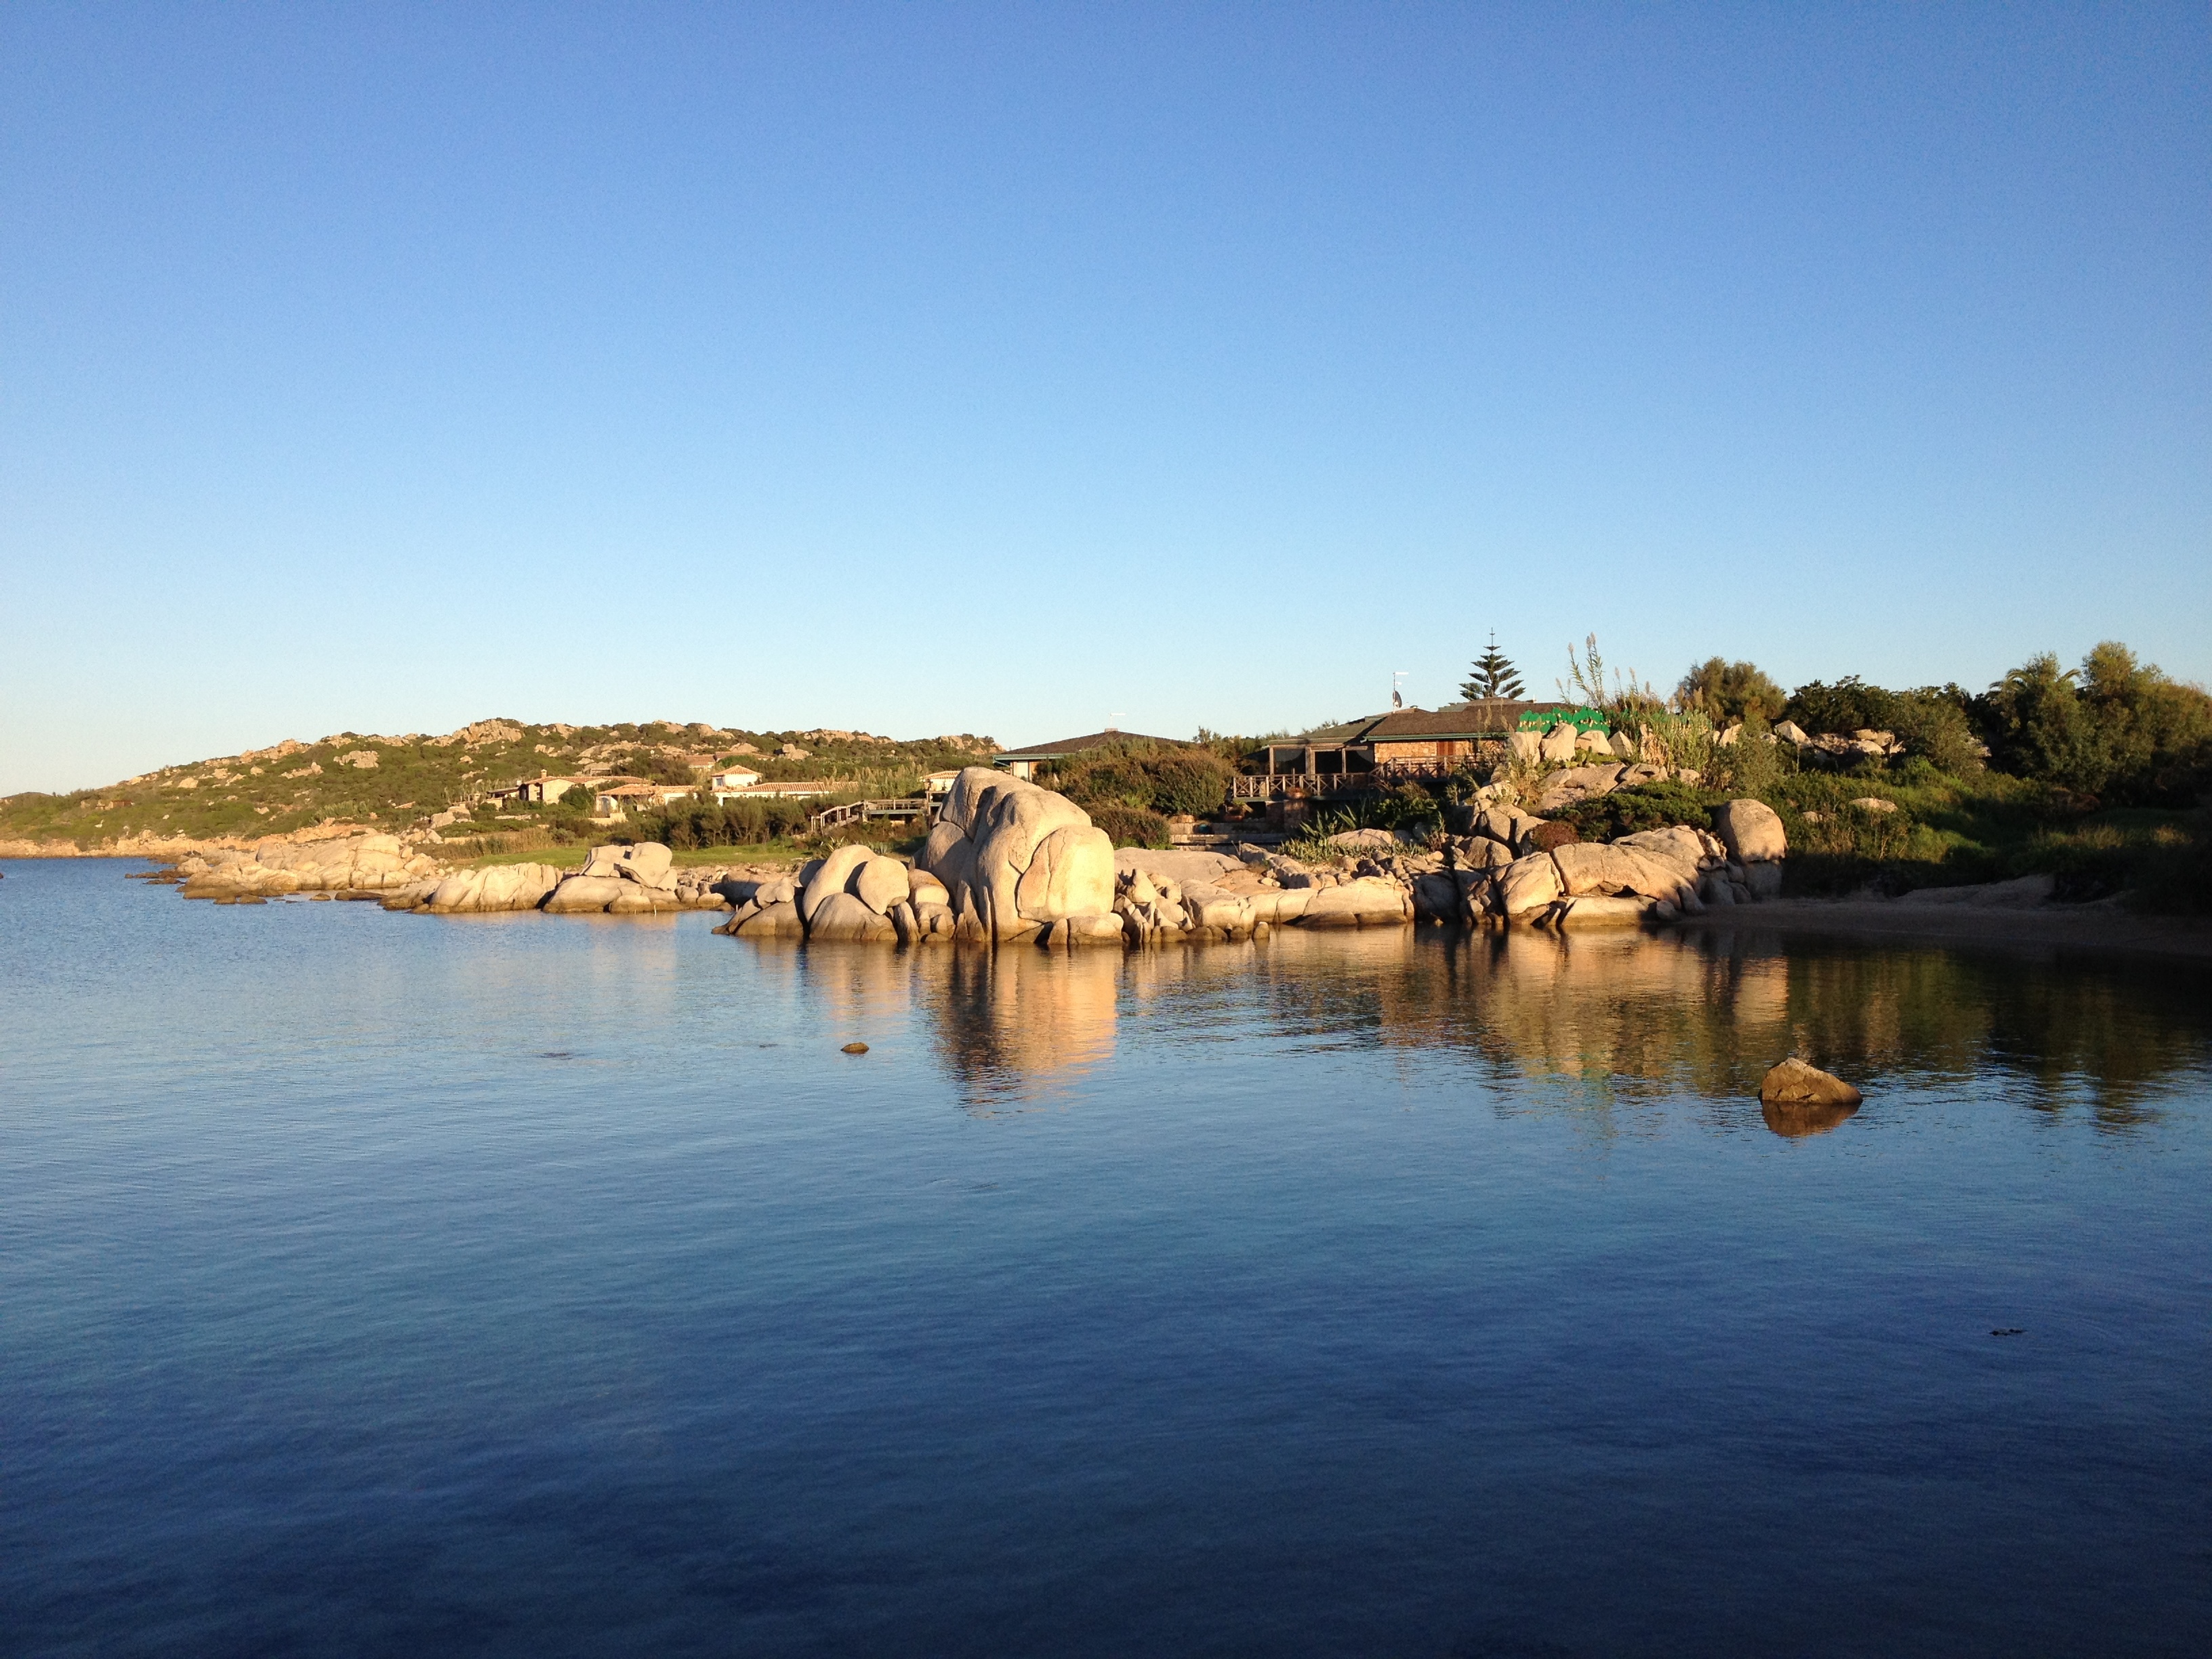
[841,1042,869,1055]
[1759,1057,1862,1107]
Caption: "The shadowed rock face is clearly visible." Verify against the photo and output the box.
[1761,1098,1862,1137]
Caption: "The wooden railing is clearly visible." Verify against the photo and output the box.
[1231,760,1485,800]
[808,798,937,831]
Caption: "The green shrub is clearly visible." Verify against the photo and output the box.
[1087,804,1171,848]
[1557,781,1716,842]
[1784,677,1981,771]
[1042,742,1233,819]
[1678,657,1786,722]
[634,796,814,850]
[1975,643,2212,804]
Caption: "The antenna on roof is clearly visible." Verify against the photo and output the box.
[1391,670,1408,710]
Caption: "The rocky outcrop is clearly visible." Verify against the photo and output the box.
[917,767,1116,941]
[1713,798,1787,864]
[1759,1057,1862,1107]
[423,862,567,913]
[1410,797,1787,930]
[176,834,441,899]
[716,844,954,942]
[536,843,686,914]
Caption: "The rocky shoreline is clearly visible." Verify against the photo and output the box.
[116,766,1795,946]
[64,762,2197,958]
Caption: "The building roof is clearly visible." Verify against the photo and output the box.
[996,729,1186,763]
[1294,701,1580,745]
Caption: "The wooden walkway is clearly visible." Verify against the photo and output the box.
[808,798,937,832]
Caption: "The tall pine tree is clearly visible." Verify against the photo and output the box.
[1461,632,1525,701]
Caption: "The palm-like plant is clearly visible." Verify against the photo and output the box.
[1461,632,1526,701]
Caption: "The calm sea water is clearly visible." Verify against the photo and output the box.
[3,859,2209,1658]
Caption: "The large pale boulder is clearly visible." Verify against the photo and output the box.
[1713,800,1787,865]
[924,767,1100,939]
[424,862,565,914]
[1538,723,1580,763]
[1462,838,1514,869]
[1610,827,1711,888]
[584,842,675,886]
[1509,731,1542,762]
[1471,808,1518,847]
[1533,764,1628,815]
[807,891,897,941]
[1552,841,1698,905]
[1496,852,1563,919]
[1015,825,1115,922]
[1244,886,1312,925]
[853,854,911,916]
[800,844,874,922]
[1551,843,1650,897]
[921,823,977,909]
[544,874,629,913]
[735,900,804,937]
[937,765,1025,837]
[1179,880,1255,933]
[1296,876,1412,928]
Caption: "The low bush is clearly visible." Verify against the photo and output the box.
[1041,742,1233,820]
[1556,781,1716,842]
[634,796,815,850]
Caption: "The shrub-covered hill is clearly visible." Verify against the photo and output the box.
[0,718,1000,849]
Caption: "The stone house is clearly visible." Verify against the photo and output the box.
[516,775,594,804]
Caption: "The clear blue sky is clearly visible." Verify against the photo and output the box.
[4,1,2207,792]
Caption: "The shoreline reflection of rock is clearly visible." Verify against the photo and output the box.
[925,944,1119,1111]
[747,922,2204,1132]
[1761,1098,1862,1137]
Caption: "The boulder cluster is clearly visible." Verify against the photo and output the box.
[150,765,1793,944]
[1401,796,1788,930]
[716,843,960,942]
[384,842,743,915]
[171,834,441,901]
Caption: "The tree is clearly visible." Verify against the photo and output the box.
[1977,643,2212,801]
[1678,657,1786,723]
[1460,632,1525,701]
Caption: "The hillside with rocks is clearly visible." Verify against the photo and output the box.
[0,718,999,854]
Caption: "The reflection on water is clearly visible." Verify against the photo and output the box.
[745,927,2212,1132]
[7,861,2211,1658]
[1761,1097,1862,1137]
